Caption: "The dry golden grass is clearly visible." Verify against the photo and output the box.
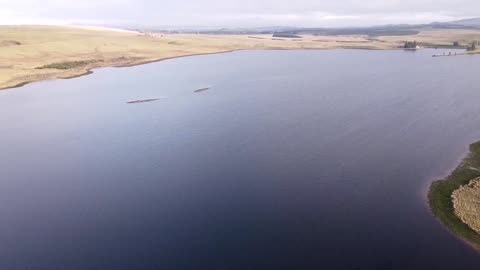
[1,25,480,90]
[453,177,480,234]
[381,28,480,46]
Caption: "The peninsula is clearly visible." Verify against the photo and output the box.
[429,141,480,249]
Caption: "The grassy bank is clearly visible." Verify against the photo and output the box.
[0,25,396,90]
[3,25,480,90]
[429,141,480,248]
[35,60,103,70]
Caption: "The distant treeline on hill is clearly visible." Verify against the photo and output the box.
[272,29,419,37]
[172,26,421,37]
[272,33,302,38]
[145,19,480,36]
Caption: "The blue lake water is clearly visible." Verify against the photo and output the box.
[1,49,480,269]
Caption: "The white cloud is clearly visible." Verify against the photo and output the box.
[0,0,477,27]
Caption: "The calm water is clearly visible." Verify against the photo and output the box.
[2,49,480,270]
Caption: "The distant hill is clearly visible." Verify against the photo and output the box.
[158,25,421,36]
[430,18,480,29]
[448,18,480,27]
[148,18,480,36]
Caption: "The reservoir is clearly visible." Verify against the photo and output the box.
[1,49,480,269]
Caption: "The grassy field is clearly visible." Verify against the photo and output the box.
[1,25,480,90]
[429,141,480,249]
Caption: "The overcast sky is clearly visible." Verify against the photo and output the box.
[0,0,478,28]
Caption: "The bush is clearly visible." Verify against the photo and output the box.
[404,41,417,49]
[35,60,103,70]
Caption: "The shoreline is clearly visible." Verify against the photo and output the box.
[0,51,237,91]
[0,70,95,91]
[428,141,480,250]
[2,25,480,92]
[113,49,241,68]
[0,49,249,91]
[0,47,387,91]
[0,47,467,91]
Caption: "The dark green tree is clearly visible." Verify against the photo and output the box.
[404,41,418,49]
[467,42,477,51]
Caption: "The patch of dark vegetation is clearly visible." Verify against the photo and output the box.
[336,40,370,43]
[248,36,266,39]
[366,38,387,43]
[404,41,418,49]
[421,41,466,49]
[429,141,480,249]
[168,41,183,45]
[35,60,103,70]
[0,40,21,46]
[466,41,478,51]
[316,29,419,36]
[272,33,302,38]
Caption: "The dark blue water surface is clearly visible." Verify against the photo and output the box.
[2,49,480,270]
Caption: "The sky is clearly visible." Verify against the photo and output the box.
[0,0,478,28]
